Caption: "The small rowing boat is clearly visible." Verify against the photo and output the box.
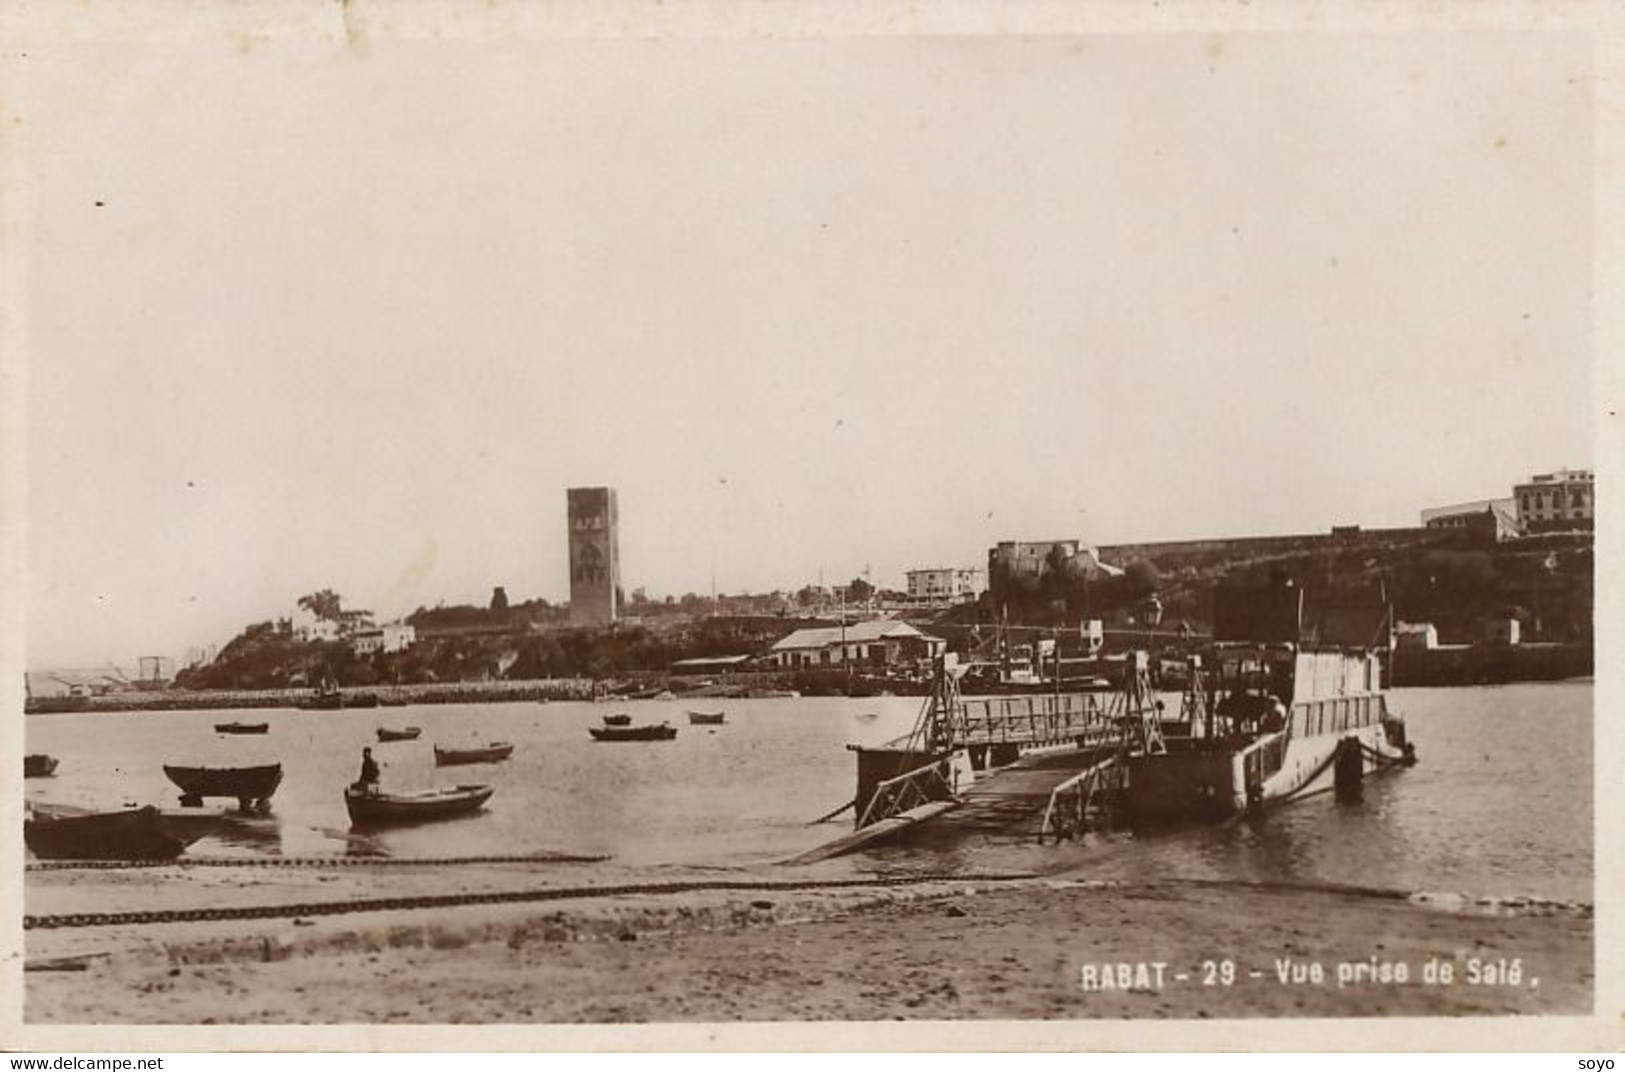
[432,742,514,766]
[601,713,632,727]
[376,726,422,742]
[589,723,678,742]
[686,710,726,725]
[24,754,59,778]
[344,783,494,825]
[163,763,284,810]
[215,721,269,735]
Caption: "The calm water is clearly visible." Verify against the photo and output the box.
[23,683,1592,902]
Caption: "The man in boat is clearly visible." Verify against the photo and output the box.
[357,747,381,795]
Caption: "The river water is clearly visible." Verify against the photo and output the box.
[23,682,1592,903]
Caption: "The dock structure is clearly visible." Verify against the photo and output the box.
[822,654,1165,857]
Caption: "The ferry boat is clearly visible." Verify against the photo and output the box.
[1124,582,1415,823]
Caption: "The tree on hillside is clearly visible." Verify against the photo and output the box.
[1124,559,1161,598]
[490,586,509,612]
[297,589,343,620]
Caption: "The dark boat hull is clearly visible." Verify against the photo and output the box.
[298,691,381,710]
[687,711,726,725]
[345,784,494,825]
[24,754,59,778]
[377,727,422,742]
[590,724,678,741]
[601,714,632,726]
[433,744,513,766]
[163,763,284,805]
[215,722,269,734]
[24,805,203,860]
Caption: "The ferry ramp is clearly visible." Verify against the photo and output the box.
[934,748,1119,838]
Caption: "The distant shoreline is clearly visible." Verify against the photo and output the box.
[24,655,1594,716]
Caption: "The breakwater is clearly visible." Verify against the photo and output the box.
[1388,641,1591,687]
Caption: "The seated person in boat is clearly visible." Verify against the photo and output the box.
[355,747,381,795]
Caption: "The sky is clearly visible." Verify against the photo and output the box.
[17,30,1595,667]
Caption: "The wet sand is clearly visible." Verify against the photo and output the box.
[25,867,1591,1023]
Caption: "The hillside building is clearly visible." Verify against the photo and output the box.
[765,619,946,670]
[904,567,985,606]
[1420,499,1518,542]
[1514,469,1593,533]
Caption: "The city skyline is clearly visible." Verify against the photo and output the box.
[19,32,1594,667]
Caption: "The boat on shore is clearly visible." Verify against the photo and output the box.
[215,721,269,735]
[432,742,513,766]
[1124,584,1415,824]
[686,710,726,725]
[24,803,210,860]
[589,722,678,742]
[163,763,284,810]
[376,726,422,742]
[344,783,494,825]
[747,689,799,699]
[601,713,632,727]
[24,754,59,778]
[297,683,381,711]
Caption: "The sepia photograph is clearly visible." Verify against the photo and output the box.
[2,0,1615,1051]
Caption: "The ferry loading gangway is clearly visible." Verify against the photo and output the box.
[854,653,1167,832]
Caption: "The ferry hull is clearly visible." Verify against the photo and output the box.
[1126,722,1400,823]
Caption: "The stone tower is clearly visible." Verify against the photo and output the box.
[567,487,620,624]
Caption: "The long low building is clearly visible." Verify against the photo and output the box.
[765,619,946,670]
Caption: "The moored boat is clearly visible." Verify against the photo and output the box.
[344,783,494,825]
[24,754,59,778]
[686,710,726,725]
[589,722,678,742]
[23,803,208,860]
[376,726,422,742]
[163,763,284,810]
[601,713,632,726]
[215,721,269,735]
[432,742,514,766]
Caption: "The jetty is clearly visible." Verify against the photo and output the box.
[791,653,1171,863]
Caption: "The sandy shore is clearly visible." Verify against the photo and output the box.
[25,864,1591,1023]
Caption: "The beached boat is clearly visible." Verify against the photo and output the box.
[215,721,269,735]
[23,803,208,860]
[1123,584,1415,824]
[589,723,678,742]
[748,689,800,699]
[297,683,381,710]
[376,726,422,742]
[432,742,514,766]
[163,763,284,810]
[686,710,726,725]
[344,783,494,825]
[24,754,59,778]
[601,713,632,727]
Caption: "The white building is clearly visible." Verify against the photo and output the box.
[766,619,946,670]
[1421,499,1518,542]
[351,622,417,655]
[1394,622,1439,651]
[1514,469,1594,533]
[291,608,341,643]
[905,567,985,606]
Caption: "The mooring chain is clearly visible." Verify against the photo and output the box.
[26,853,610,873]
[23,872,1039,930]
